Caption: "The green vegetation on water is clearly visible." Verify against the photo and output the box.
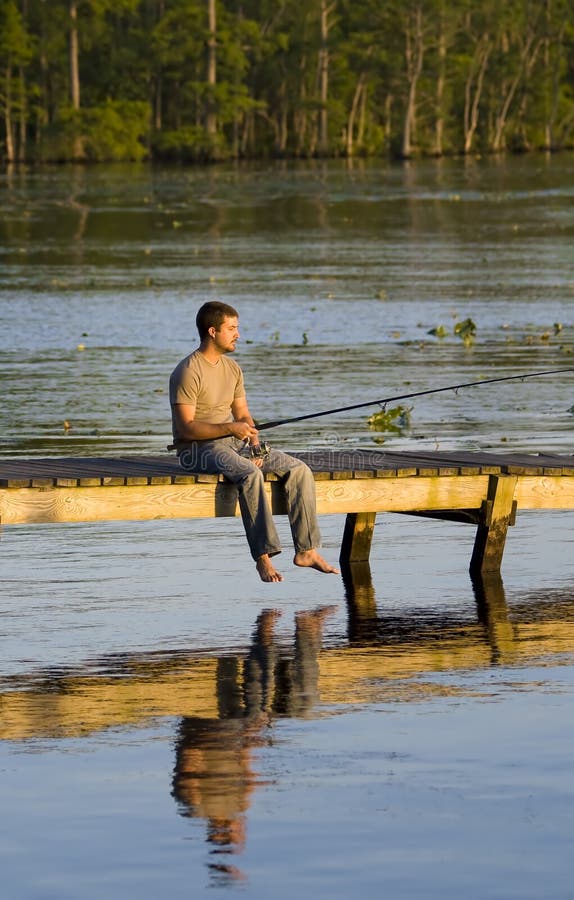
[368,405,412,442]
[1,0,574,164]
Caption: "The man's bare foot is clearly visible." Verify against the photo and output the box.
[256,554,284,583]
[293,549,339,574]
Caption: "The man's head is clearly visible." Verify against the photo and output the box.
[196,301,239,341]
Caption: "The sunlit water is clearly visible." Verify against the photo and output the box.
[1,157,573,898]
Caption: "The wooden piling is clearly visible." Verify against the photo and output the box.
[469,475,517,576]
[340,512,377,564]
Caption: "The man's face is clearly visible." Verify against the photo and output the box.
[212,316,239,353]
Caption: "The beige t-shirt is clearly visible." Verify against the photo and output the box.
[169,349,245,441]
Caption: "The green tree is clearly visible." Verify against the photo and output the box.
[3,0,574,163]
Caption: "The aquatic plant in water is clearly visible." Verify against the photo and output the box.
[427,325,449,338]
[368,405,412,442]
[454,317,477,346]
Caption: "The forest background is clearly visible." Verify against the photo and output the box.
[1,0,573,164]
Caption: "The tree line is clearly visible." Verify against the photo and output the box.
[1,0,573,164]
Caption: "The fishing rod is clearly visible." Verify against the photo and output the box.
[254,367,574,432]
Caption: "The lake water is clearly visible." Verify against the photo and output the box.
[1,156,573,898]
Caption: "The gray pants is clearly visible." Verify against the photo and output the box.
[179,438,322,561]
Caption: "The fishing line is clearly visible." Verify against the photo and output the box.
[254,367,574,432]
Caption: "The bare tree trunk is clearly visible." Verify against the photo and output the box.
[308,113,318,156]
[152,2,165,132]
[384,92,392,146]
[4,64,15,162]
[18,66,26,161]
[492,33,540,152]
[402,5,424,158]
[295,57,308,156]
[433,23,446,156]
[346,74,366,157]
[69,1,83,159]
[154,75,162,130]
[69,1,80,109]
[543,35,551,150]
[241,111,253,155]
[318,1,334,156]
[206,0,217,137]
[17,0,28,161]
[463,35,490,153]
[277,77,288,154]
[357,82,367,148]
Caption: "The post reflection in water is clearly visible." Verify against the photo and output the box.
[342,559,519,667]
[171,606,336,885]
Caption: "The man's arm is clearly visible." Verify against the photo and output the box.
[173,402,258,442]
[231,397,257,430]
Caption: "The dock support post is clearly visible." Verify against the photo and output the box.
[340,512,376,565]
[470,475,517,577]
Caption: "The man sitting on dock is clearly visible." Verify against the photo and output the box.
[169,301,338,583]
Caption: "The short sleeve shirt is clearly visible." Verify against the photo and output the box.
[169,350,245,441]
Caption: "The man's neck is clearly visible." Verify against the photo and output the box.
[198,339,223,365]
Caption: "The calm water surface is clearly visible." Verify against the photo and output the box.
[1,157,573,898]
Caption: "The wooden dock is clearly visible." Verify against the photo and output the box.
[1,449,573,575]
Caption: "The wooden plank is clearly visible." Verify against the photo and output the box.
[310,471,332,481]
[514,475,574,509]
[505,464,543,475]
[314,474,490,514]
[0,478,32,488]
[0,481,258,525]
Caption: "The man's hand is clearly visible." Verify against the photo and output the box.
[229,421,259,442]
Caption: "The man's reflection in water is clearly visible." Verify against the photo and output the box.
[171,605,335,885]
[276,605,337,718]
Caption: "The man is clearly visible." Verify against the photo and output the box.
[169,301,339,583]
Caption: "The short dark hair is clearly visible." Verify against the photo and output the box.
[196,301,239,340]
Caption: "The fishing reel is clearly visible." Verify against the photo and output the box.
[246,440,271,460]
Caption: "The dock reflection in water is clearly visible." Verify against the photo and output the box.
[1,570,574,886]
